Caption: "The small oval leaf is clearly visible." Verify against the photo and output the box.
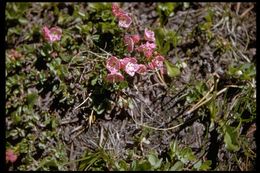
[164,60,180,77]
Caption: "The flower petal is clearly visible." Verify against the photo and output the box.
[125,62,139,76]
[106,71,124,82]
[42,26,62,43]
[144,28,155,42]
[120,57,137,69]
[106,56,121,72]
[131,34,140,43]
[124,35,134,52]
[137,64,147,74]
[118,14,132,28]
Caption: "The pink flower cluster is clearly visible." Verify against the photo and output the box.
[42,26,62,43]
[136,28,156,58]
[6,149,17,163]
[106,5,165,83]
[136,41,156,59]
[123,28,157,59]
[112,3,132,28]
[106,56,147,82]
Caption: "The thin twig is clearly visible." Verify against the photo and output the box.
[99,126,104,147]
[155,70,167,87]
[71,127,86,141]
[174,8,190,37]
[86,50,107,59]
[240,5,254,18]
[79,66,87,83]
[60,118,79,125]
[69,143,76,171]
[236,3,241,15]
[96,46,112,57]
[74,93,92,110]
[71,125,83,134]
[88,109,95,126]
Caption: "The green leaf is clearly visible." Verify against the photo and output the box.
[148,154,157,166]
[91,35,100,41]
[170,161,184,171]
[164,60,181,77]
[169,141,178,160]
[224,125,240,152]
[179,148,195,164]
[193,160,202,170]
[78,11,85,17]
[40,49,46,57]
[91,78,98,86]
[118,81,128,90]
[224,131,240,152]
[60,54,71,62]
[183,2,190,9]
[11,112,22,125]
[136,160,152,171]
[131,160,137,170]
[101,22,116,34]
[193,160,211,170]
[18,17,28,24]
[162,161,171,171]
[116,160,128,171]
[157,3,177,17]
[154,158,162,169]
[26,92,38,106]
[147,153,162,169]
[52,42,60,51]
[93,104,105,115]
[200,160,212,170]
[9,129,18,137]
[162,42,170,55]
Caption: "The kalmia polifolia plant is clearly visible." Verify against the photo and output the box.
[39,3,166,87]
[38,3,167,116]
[106,3,165,84]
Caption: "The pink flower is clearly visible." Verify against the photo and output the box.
[120,57,137,69]
[125,62,140,76]
[131,34,140,44]
[148,55,165,71]
[146,42,156,49]
[42,26,62,43]
[124,34,141,52]
[106,71,124,82]
[6,149,17,163]
[118,13,132,28]
[137,64,147,74]
[144,50,153,58]
[111,3,132,28]
[112,3,124,17]
[124,35,134,52]
[144,28,155,42]
[154,54,165,61]
[106,56,121,73]
[136,42,156,58]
